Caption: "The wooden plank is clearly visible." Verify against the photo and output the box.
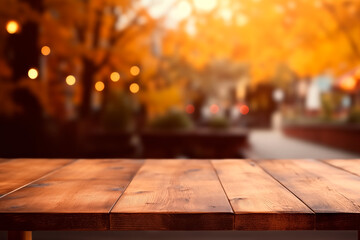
[110,160,234,230]
[0,159,143,231]
[324,159,360,177]
[212,160,314,230]
[257,159,360,230]
[0,159,73,197]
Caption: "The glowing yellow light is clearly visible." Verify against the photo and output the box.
[194,0,217,12]
[110,72,120,82]
[66,75,76,86]
[28,68,38,79]
[172,1,192,21]
[41,46,51,56]
[95,81,105,92]
[340,76,356,91]
[6,20,19,34]
[236,14,248,26]
[129,83,140,93]
[130,66,140,76]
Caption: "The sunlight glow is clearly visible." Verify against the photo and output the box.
[236,14,248,26]
[171,1,192,21]
[194,0,217,12]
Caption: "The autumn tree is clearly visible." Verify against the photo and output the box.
[41,0,160,117]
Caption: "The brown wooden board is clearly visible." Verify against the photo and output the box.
[110,160,234,230]
[212,159,314,230]
[0,159,143,230]
[257,159,360,230]
[323,159,360,177]
[0,159,73,198]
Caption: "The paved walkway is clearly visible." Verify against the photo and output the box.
[246,130,360,159]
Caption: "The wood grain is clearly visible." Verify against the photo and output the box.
[212,160,314,230]
[0,159,73,197]
[110,160,234,230]
[324,159,360,177]
[257,159,360,230]
[0,159,143,230]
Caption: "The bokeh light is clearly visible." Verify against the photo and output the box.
[6,20,19,34]
[129,83,140,93]
[340,76,357,92]
[210,104,219,114]
[41,46,51,56]
[110,72,120,82]
[28,68,38,79]
[172,1,192,21]
[236,14,249,26]
[130,66,140,76]
[239,105,249,115]
[194,0,217,12]
[66,75,76,86]
[95,81,105,92]
[186,104,195,114]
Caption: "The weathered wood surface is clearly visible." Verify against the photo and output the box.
[110,160,234,230]
[0,159,73,198]
[0,159,142,230]
[212,159,314,230]
[324,159,360,177]
[0,158,360,232]
[257,159,360,230]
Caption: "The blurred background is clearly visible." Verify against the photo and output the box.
[1,0,360,159]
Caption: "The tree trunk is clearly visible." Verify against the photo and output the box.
[80,58,97,118]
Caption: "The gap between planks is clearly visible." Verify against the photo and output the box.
[210,159,237,230]
[0,159,77,199]
[252,159,317,215]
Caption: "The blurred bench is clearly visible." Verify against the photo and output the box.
[283,124,360,154]
[141,128,248,158]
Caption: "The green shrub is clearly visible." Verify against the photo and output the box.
[149,111,193,130]
[348,106,360,124]
[207,116,229,129]
[102,92,135,131]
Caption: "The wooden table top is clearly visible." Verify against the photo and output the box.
[0,158,359,231]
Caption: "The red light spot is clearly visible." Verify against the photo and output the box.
[210,104,219,114]
[239,105,249,115]
[186,104,195,114]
